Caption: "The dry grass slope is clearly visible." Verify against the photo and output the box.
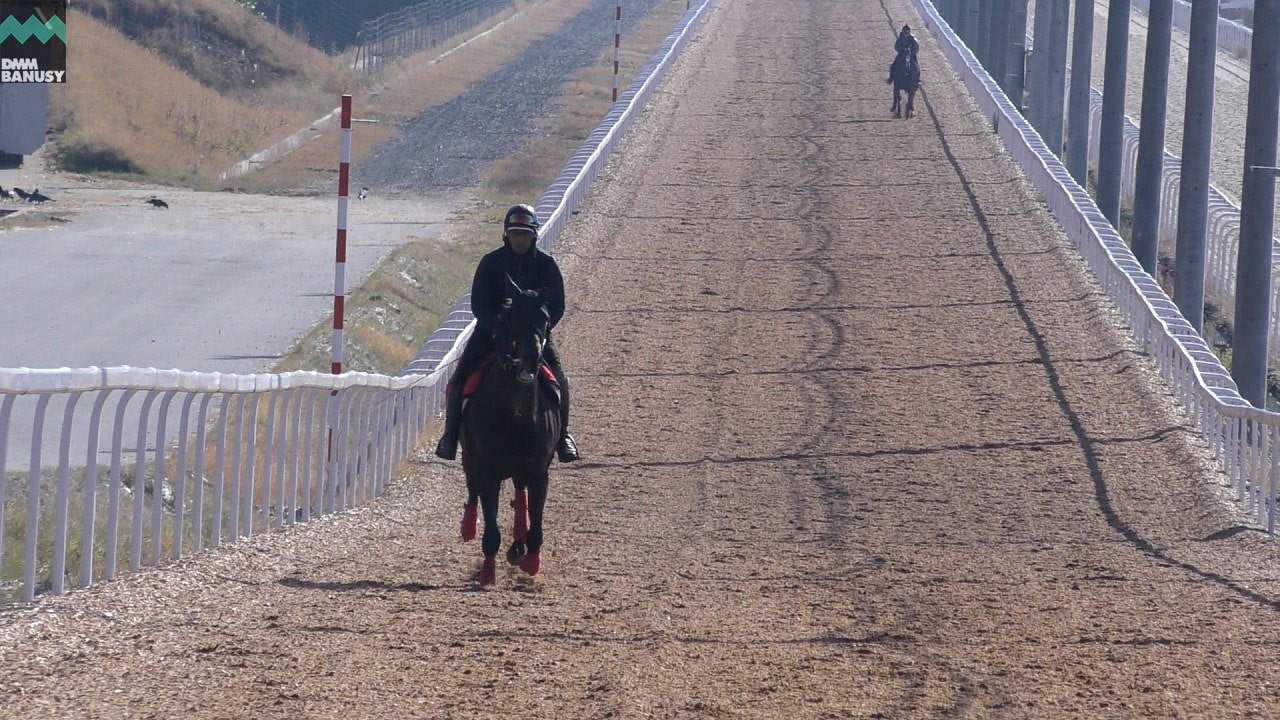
[48,5,357,186]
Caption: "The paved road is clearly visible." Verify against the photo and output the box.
[0,182,452,373]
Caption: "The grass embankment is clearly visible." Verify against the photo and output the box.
[49,4,356,186]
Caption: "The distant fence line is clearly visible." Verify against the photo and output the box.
[353,0,515,73]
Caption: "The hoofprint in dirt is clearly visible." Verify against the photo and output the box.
[4,0,1280,718]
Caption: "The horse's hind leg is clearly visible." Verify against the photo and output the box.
[519,471,549,576]
[478,483,502,585]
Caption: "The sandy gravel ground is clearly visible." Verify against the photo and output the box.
[4,0,1280,717]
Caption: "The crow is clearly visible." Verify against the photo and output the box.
[146,197,169,209]
[11,187,29,201]
[357,187,368,201]
[27,190,52,204]
[0,186,12,201]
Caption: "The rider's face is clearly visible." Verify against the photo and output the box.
[507,229,536,254]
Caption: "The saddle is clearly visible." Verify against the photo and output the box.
[461,353,561,406]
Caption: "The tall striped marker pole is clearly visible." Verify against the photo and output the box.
[612,6,621,103]
[333,94,352,376]
[329,95,352,479]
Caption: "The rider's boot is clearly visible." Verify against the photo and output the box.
[557,432,580,463]
[433,381,464,460]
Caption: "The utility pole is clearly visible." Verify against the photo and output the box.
[1028,0,1053,133]
[1065,0,1094,185]
[1097,0,1132,225]
[1004,0,1029,109]
[1131,0,1174,275]
[1173,0,1219,331]
[1041,0,1070,156]
[1231,0,1280,407]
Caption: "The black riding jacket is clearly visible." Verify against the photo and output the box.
[895,33,919,57]
[470,238,566,339]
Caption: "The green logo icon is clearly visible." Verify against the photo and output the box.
[0,14,65,44]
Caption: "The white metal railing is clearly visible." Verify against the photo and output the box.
[916,0,1278,529]
[0,368,432,604]
[0,0,713,606]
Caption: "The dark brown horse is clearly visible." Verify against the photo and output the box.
[458,277,562,586]
[890,50,920,119]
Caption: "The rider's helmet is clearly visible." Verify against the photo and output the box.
[503,204,539,237]
[901,24,911,34]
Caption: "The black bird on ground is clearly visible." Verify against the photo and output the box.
[27,190,52,204]
[146,197,169,209]
[0,186,12,201]
[11,187,29,201]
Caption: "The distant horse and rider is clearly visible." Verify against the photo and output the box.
[887,24,921,119]
[435,204,580,587]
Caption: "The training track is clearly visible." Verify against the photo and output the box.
[4,0,1280,716]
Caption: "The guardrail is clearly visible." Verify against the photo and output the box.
[0,0,713,607]
[914,0,1278,530]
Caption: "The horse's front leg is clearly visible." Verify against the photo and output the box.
[519,471,549,576]
[478,481,502,585]
[461,489,479,542]
[506,478,529,567]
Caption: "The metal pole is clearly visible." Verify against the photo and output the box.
[1042,0,1070,156]
[613,5,621,103]
[1065,0,1094,185]
[1131,0,1173,274]
[333,94,352,378]
[1231,0,1280,407]
[1173,0,1219,331]
[988,0,1010,85]
[1096,0,1131,226]
[966,0,980,50]
[976,0,992,68]
[1028,0,1053,132]
[1004,0,1029,109]
[329,95,352,470]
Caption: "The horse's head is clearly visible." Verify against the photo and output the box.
[493,275,551,385]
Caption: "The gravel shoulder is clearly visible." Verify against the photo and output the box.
[3,0,1280,717]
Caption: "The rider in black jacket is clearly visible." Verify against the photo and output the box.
[434,204,581,463]
[887,24,919,84]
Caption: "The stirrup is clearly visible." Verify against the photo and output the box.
[556,434,580,463]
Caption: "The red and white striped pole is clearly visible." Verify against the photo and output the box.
[612,5,621,103]
[333,94,352,376]
[328,94,353,472]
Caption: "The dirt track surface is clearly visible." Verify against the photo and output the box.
[5,0,1280,717]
